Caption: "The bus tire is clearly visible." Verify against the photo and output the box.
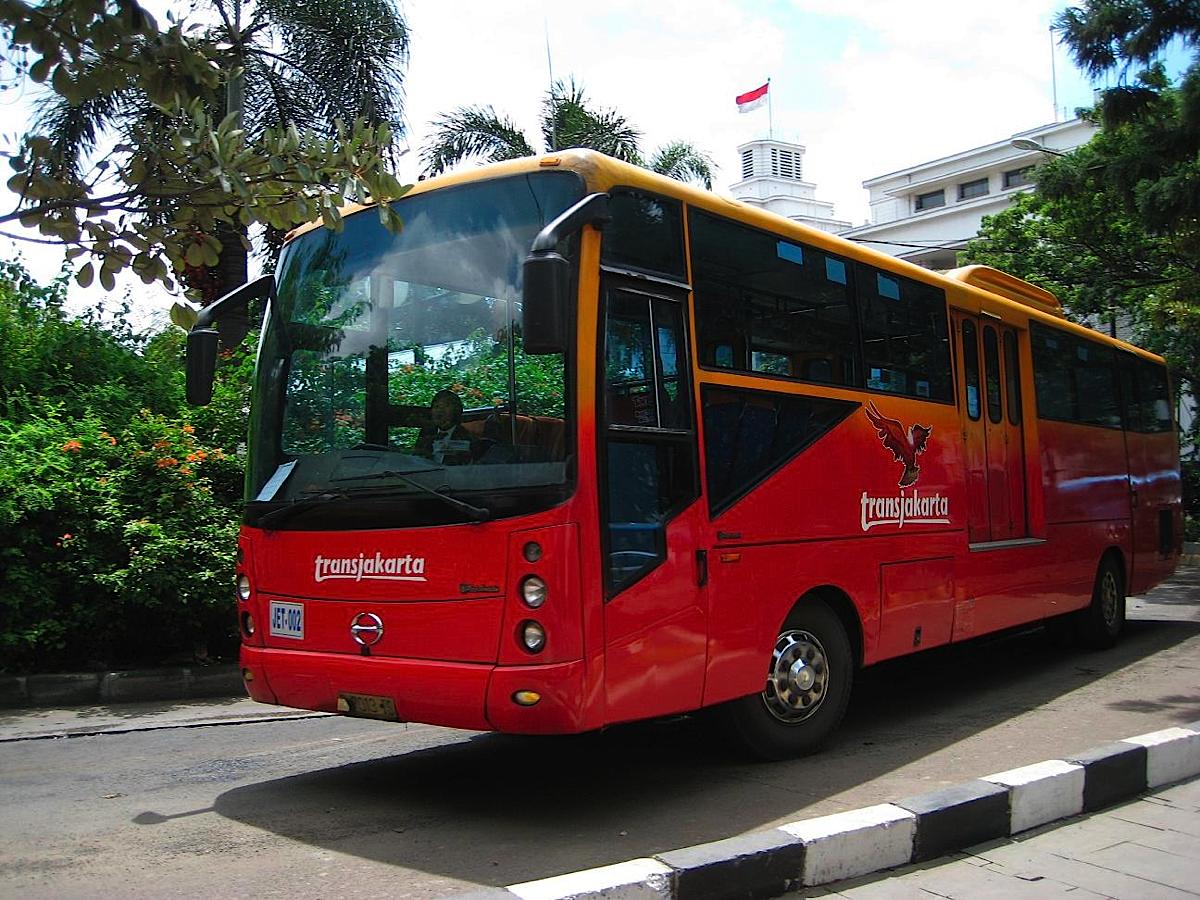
[721,599,853,760]
[1075,555,1125,650]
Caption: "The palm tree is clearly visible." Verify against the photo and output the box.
[35,0,410,309]
[421,79,715,189]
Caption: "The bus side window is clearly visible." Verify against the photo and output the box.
[690,209,859,389]
[855,265,952,402]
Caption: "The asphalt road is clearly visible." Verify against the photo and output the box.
[2,568,1198,899]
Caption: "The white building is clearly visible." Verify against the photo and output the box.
[839,118,1097,269]
[729,138,851,233]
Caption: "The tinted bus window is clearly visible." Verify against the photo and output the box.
[702,385,857,514]
[1031,324,1075,420]
[984,325,1002,424]
[1137,359,1173,433]
[1004,330,1022,425]
[601,190,686,279]
[1031,322,1121,427]
[963,320,981,421]
[690,210,859,387]
[1074,341,1120,427]
[855,264,952,402]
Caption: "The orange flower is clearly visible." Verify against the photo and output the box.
[156,457,179,468]
[185,450,207,463]
[179,465,194,476]
[152,439,170,450]
[182,424,195,434]
[61,439,82,452]
[99,431,117,446]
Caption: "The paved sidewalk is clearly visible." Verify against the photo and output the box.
[800,775,1200,898]
[0,695,329,742]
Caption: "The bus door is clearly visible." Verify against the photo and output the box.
[598,282,708,723]
[954,314,1027,541]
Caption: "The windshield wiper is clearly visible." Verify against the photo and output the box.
[332,468,491,521]
[255,489,355,529]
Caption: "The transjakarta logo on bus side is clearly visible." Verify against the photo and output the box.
[314,553,427,583]
[859,403,951,531]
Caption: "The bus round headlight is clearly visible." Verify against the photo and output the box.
[237,574,251,601]
[521,575,548,608]
[521,621,546,653]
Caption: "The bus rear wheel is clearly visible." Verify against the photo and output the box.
[721,599,853,760]
[1076,555,1125,649]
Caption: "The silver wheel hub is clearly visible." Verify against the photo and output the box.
[762,628,830,723]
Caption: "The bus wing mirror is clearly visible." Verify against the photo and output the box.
[186,328,220,405]
[184,274,275,406]
[522,193,610,355]
[522,251,571,354]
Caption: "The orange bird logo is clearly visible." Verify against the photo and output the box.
[864,402,932,488]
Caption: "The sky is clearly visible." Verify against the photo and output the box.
[0,0,1118,322]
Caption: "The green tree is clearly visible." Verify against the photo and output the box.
[965,1,1198,449]
[0,1,409,304]
[421,79,716,189]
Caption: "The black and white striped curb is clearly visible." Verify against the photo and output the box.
[457,722,1200,899]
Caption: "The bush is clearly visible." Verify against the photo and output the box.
[0,263,248,672]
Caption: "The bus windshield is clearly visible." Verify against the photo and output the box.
[246,170,584,529]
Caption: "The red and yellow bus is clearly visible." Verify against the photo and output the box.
[187,150,1183,758]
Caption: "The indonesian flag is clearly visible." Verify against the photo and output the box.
[736,82,769,113]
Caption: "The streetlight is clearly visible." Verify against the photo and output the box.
[1010,138,1067,157]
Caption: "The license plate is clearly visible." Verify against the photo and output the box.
[268,601,304,640]
[337,692,399,721]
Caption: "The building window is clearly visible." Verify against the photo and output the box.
[1003,166,1034,189]
[958,177,989,201]
[741,149,754,180]
[914,189,945,212]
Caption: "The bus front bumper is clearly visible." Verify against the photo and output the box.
[240,646,589,734]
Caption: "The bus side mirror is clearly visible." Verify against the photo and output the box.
[522,251,570,355]
[186,328,220,406]
[521,192,610,356]
[182,273,275,406]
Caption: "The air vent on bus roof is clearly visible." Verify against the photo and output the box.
[944,265,1064,317]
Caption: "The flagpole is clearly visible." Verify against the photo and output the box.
[767,76,773,139]
[545,20,556,149]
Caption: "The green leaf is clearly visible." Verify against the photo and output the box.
[75,263,94,288]
[169,301,198,330]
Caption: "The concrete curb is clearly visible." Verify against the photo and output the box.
[0,664,244,709]
[465,722,1200,899]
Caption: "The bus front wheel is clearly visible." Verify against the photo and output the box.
[721,599,853,760]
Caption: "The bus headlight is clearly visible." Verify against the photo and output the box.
[237,574,251,601]
[520,620,546,653]
[241,611,255,637]
[521,575,548,608]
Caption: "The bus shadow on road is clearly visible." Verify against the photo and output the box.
[210,616,1199,888]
